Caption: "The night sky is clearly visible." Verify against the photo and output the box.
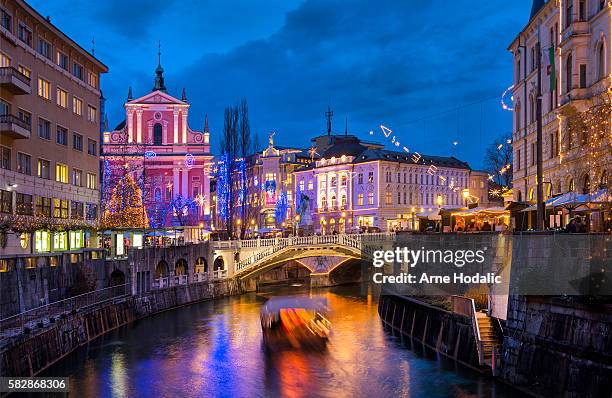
[28,0,531,169]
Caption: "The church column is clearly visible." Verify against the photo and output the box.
[173,109,179,144]
[127,109,134,143]
[203,166,211,216]
[181,111,188,143]
[181,168,188,197]
[136,109,143,143]
[173,165,180,199]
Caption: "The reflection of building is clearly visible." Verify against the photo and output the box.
[0,0,107,256]
[509,1,610,208]
[294,134,484,233]
[102,54,213,227]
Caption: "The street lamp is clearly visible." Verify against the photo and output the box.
[294,214,300,236]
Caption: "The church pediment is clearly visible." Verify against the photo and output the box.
[128,90,187,105]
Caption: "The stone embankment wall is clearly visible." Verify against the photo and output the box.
[499,295,612,398]
[0,279,242,377]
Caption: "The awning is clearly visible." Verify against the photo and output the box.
[416,209,442,220]
[452,206,509,217]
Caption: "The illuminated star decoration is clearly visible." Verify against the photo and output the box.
[308,145,319,162]
[501,84,514,111]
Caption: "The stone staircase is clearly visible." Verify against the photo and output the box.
[475,312,502,368]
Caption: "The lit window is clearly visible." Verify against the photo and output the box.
[53,199,68,219]
[36,196,51,217]
[56,87,68,108]
[37,77,50,99]
[56,50,68,70]
[55,163,68,183]
[357,193,364,206]
[87,71,98,88]
[368,192,374,205]
[35,230,50,252]
[0,51,9,67]
[73,97,83,116]
[87,173,97,189]
[72,169,82,186]
[37,158,50,179]
[87,105,97,122]
[18,65,30,78]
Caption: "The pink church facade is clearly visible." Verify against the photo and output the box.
[102,61,212,228]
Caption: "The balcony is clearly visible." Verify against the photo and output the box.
[0,114,31,139]
[561,21,590,44]
[0,67,31,94]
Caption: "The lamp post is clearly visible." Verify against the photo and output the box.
[294,214,300,236]
[436,195,443,232]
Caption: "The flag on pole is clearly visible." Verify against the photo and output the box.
[549,45,556,91]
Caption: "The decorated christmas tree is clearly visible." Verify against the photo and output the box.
[102,173,149,228]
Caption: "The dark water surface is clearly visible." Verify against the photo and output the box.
[45,285,525,398]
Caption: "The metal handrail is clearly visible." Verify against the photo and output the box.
[0,283,129,331]
[470,298,484,366]
[0,114,31,130]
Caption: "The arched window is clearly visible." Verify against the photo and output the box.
[515,102,521,132]
[528,188,534,202]
[598,43,606,80]
[331,195,337,209]
[567,177,575,192]
[341,194,347,209]
[153,123,163,145]
[321,196,327,209]
[529,95,535,123]
[566,54,573,93]
[582,174,590,194]
[517,190,522,202]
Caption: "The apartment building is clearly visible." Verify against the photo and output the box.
[509,0,610,207]
[0,0,108,256]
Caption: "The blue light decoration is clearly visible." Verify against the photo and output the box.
[275,191,288,225]
[237,158,247,215]
[214,153,230,224]
[265,180,276,206]
[144,150,157,159]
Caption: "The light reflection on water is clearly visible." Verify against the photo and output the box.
[45,285,525,398]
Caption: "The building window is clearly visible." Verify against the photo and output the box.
[73,133,83,151]
[341,194,347,208]
[0,190,11,213]
[70,201,84,219]
[18,109,31,128]
[18,65,30,78]
[86,203,98,221]
[87,71,98,88]
[37,159,50,179]
[368,172,374,183]
[38,118,50,139]
[566,54,573,92]
[0,8,11,31]
[531,142,536,166]
[38,77,50,99]
[308,180,313,190]
[0,51,9,67]
[601,0,606,11]
[56,50,68,70]
[16,193,32,215]
[1,146,10,170]
[17,152,31,175]
[341,175,347,186]
[358,173,363,184]
[54,164,67,184]
[565,0,573,27]
[37,38,51,59]
[36,196,51,217]
[598,43,606,80]
[18,23,32,46]
[87,105,97,122]
[516,150,521,170]
[397,191,401,204]
[299,180,305,191]
[321,196,327,209]
[153,123,162,145]
[72,169,82,186]
[87,173,97,189]
[53,198,69,219]
[578,0,586,20]
[579,64,586,88]
[56,126,68,145]
[56,87,68,108]
[331,176,337,187]
[73,96,83,115]
[368,192,374,205]
[72,62,84,80]
[87,139,96,155]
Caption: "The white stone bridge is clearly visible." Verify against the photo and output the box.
[210,233,395,287]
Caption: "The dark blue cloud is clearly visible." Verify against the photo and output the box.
[27,0,530,168]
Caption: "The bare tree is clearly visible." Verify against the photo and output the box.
[238,98,251,239]
[484,132,513,188]
[220,105,239,237]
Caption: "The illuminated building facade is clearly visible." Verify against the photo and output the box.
[102,56,212,228]
[509,0,610,208]
[0,0,107,256]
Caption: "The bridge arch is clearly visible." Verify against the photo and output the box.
[213,256,225,271]
[110,269,126,286]
[175,258,188,275]
[155,260,169,278]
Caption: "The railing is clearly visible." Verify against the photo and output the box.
[192,272,209,283]
[0,114,31,130]
[0,66,31,86]
[0,284,129,332]
[451,295,484,366]
[212,269,227,279]
[234,233,396,273]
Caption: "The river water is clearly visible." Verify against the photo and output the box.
[46,284,525,398]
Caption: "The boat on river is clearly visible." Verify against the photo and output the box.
[260,296,331,350]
